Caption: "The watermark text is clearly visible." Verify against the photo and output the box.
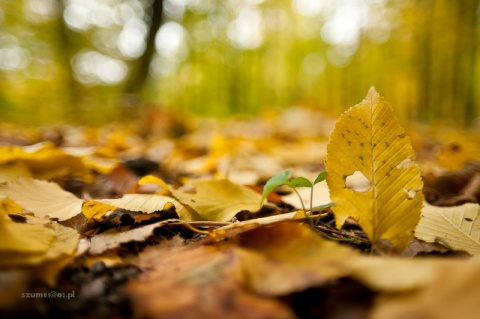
[21,291,75,300]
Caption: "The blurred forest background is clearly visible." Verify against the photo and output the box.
[0,0,479,126]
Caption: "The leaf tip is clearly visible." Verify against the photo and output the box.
[367,86,379,99]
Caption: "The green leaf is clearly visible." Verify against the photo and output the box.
[261,168,292,204]
[287,177,312,188]
[313,171,327,185]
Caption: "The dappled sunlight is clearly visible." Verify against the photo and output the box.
[0,0,477,125]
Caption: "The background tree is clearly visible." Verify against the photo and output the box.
[0,0,478,126]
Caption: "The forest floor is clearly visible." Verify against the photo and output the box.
[1,100,480,319]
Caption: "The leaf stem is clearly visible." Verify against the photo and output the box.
[293,188,313,227]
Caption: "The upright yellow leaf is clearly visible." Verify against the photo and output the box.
[325,87,424,251]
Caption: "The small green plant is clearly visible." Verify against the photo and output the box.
[261,168,334,226]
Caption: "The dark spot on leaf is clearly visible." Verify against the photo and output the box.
[342,133,345,138]
[465,218,473,222]
[347,129,351,133]
[373,143,377,147]
[190,199,196,203]
[382,122,385,126]
[360,142,364,147]
[382,160,386,164]
[359,156,364,161]
[450,143,461,151]
[386,172,390,176]
[347,141,351,146]
[385,142,390,147]
[398,133,405,138]
[8,214,26,223]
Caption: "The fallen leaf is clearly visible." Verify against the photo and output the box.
[402,239,450,257]
[0,161,31,183]
[325,87,424,251]
[82,200,118,221]
[127,243,294,319]
[0,142,89,181]
[89,219,178,254]
[97,194,180,215]
[0,198,80,284]
[415,202,480,255]
[127,221,468,319]
[423,161,480,206]
[371,259,480,319]
[171,179,262,221]
[0,177,83,220]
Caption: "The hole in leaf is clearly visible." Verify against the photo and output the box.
[396,158,412,169]
[402,188,417,200]
[345,171,371,192]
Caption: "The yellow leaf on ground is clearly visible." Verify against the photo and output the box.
[0,142,89,181]
[0,205,80,282]
[171,179,262,221]
[0,162,31,183]
[0,197,24,218]
[325,87,424,251]
[0,214,53,253]
[138,175,170,192]
[98,194,180,214]
[415,202,480,255]
[0,177,83,221]
[82,200,117,221]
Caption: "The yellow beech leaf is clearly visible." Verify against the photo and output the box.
[415,203,480,255]
[0,199,80,285]
[98,194,181,214]
[138,175,170,192]
[0,162,31,183]
[0,197,24,219]
[82,200,117,221]
[0,142,89,181]
[0,177,83,221]
[171,179,262,221]
[325,88,424,251]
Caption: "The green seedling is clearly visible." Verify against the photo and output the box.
[261,168,333,226]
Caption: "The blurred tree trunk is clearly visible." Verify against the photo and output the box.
[416,0,434,123]
[455,0,479,125]
[121,0,164,114]
[54,0,84,121]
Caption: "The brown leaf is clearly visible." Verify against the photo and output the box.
[423,161,480,206]
[372,259,480,319]
[127,244,295,319]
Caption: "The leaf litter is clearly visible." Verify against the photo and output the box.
[1,88,480,318]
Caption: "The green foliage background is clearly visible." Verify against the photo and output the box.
[0,0,479,126]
